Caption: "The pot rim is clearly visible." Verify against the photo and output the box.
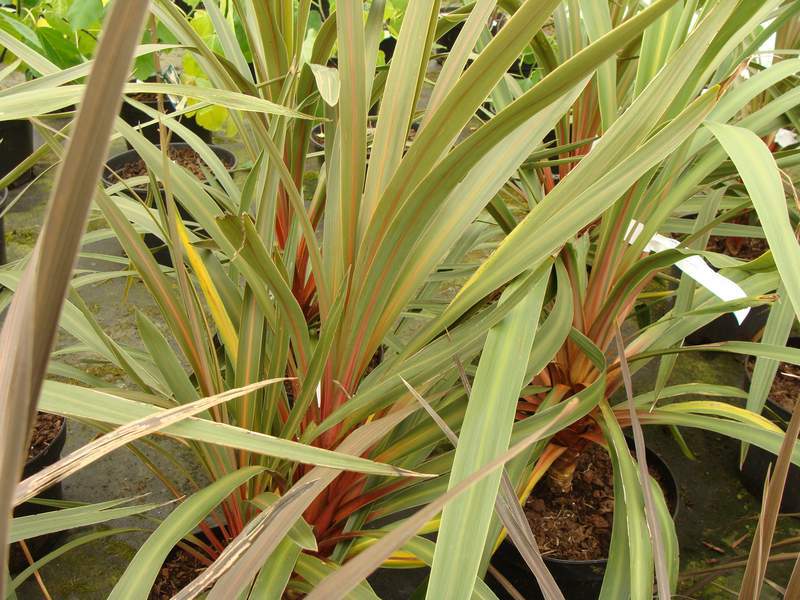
[102,142,237,189]
[744,335,799,420]
[25,413,67,468]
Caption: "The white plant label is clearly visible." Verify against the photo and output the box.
[775,128,798,149]
[625,220,751,324]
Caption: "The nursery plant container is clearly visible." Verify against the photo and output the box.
[368,568,429,599]
[311,123,418,154]
[740,339,800,513]
[103,143,236,194]
[379,36,397,63]
[9,414,67,573]
[103,143,236,265]
[686,304,770,345]
[174,0,199,13]
[740,398,800,514]
[0,119,34,187]
[364,506,429,599]
[120,92,212,148]
[486,445,679,600]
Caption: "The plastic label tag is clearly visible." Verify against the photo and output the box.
[625,220,750,324]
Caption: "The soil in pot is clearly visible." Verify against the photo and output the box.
[746,353,799,415]
[741,353,800,513]
[26,412,65,463]
[116,145,234,181]
[707,235,768,262]
[9,412,67,574]
[767,368,799,414]
[149,546,206,600]
[526,442,675,561]
[104,144,235,266]
[488,442,677,600]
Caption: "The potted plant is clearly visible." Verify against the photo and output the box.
[8,412,67,573]
[0,0,110,186]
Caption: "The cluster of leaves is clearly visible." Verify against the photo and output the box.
[0,0,106,71]
[0,0,800,599]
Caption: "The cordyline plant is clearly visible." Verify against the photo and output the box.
[2,0,800,599]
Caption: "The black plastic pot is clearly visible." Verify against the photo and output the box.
[120,93,212,148]
[740,340,800,514]
[686,304,770,345]
[379,36,397,63]
[508,58,534,78]
[103,143,236,265]
[368,568,429,599]
[486,445,679,600]
[310,123,326,151]
[740,398,800,514]
[173,0,200,12]
[9,416,68,573]
[0,119,34,187]
[103,143,236,194]
[436,13,464,56]
[0,186,7,265]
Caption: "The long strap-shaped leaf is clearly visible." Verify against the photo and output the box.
[706,122,800,322]
[10,499,160,544]
[336,0,368,269]
[402,378,563,600]
[13,379,285,506]
[613,328,670,599]
[37,380,424,478]
[703,120,800,599]
[174,407,421,599]
[346,0,692,366]
[0,2,151,595]
[305,397,590,600]
[108,467,265,600]
[411,85,719,355]
[359,0,438,230]
[421,0,498,131]
[171,478,322,600]
[427,269,551,599]
[738,397,800,599]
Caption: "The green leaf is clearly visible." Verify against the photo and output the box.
[295,554,380,600]
[109,468,264,600]
[310,63,340,106]
[706,122,800,323]
[578,0,616,129]
[248,539,301,599]
[427,267,550,599]
[66,0,105,31]
[745,284,795,418]
[600,406,654,599]
[10,499,158,543]
[39,381,420,477]
[35,27,82,69]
